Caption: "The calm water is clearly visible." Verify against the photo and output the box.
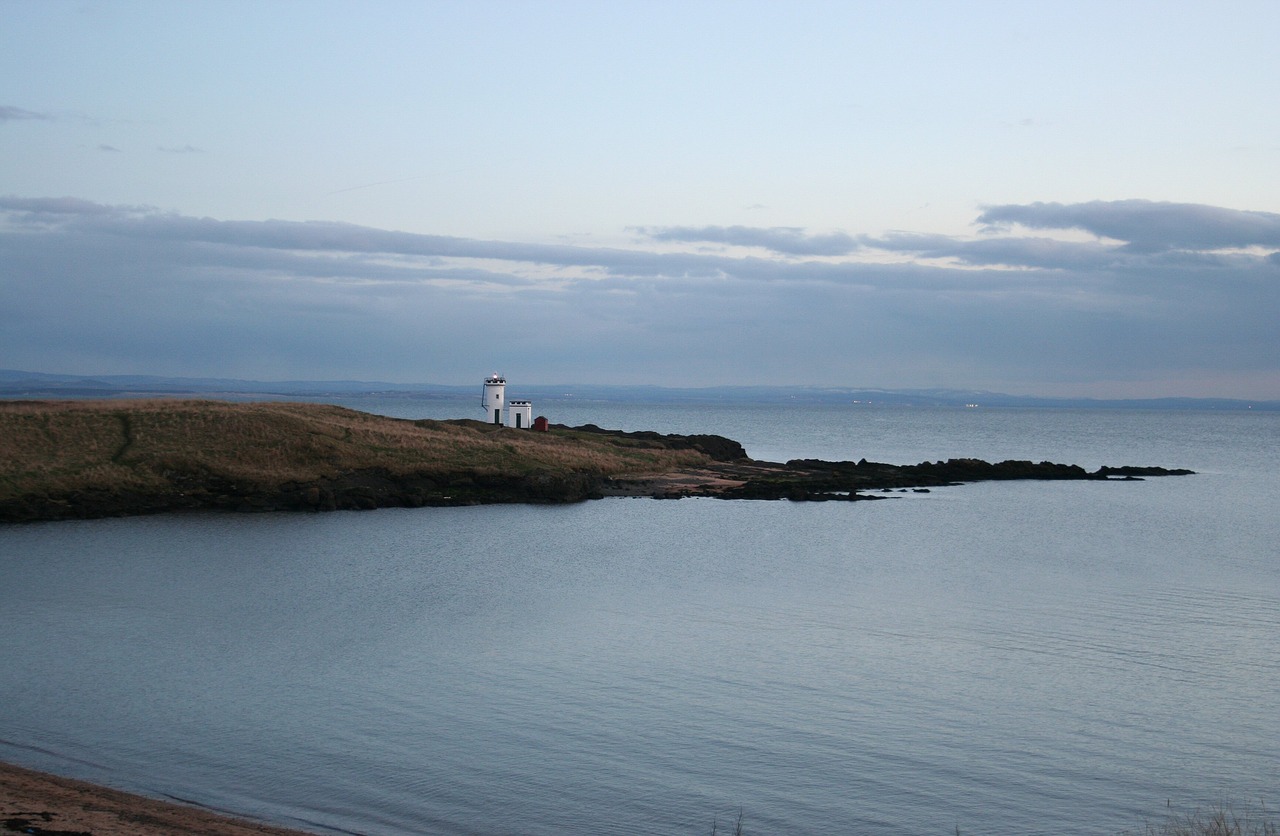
[1,404,1277,835]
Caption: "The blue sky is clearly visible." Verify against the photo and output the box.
[3,0,1278,397]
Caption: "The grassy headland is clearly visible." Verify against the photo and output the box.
[0,398,1192,523]
[0,399,722,521]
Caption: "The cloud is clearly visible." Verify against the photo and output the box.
[97,144,122,152]
[977,200,1280,253]
[0,106,54,123]
[640,225,860,256]
[2,196,1277,396]
[157,144,205,154]
[862,231,1124,271]
[0,195,144,218]
[0,197,809,281]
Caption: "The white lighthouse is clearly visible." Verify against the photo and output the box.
[482,373,506,425]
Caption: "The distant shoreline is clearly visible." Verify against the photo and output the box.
[2,369,1276,411]
[0,760,316,835]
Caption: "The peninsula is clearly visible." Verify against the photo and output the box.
[0,399,1192,523]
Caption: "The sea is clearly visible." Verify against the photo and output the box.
[1,399,1277,835]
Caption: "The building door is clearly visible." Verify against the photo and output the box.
[494,408,501,424]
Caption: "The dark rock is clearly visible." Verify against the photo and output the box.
[1096,465,1195,477]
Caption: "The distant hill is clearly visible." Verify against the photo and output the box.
[1,369,1275,410]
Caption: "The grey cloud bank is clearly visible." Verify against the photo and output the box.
[639,225,861,257]
[978,200,1280,253]
[1,197,1276,398]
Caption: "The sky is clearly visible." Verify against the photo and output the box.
[2,1,1278,398]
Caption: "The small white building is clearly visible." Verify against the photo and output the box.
[506,400,533,429]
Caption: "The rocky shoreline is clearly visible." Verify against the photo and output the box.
[0,417,1193,523]
[601,455,1193,502]
[0,761,315,836]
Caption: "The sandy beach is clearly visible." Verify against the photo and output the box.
[0,761,317,836]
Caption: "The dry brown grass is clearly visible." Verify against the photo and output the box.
[0,399,709,500]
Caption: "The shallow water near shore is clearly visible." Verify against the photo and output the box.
[2,404,1278,835]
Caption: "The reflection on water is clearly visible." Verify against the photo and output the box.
[1,407,1277,835]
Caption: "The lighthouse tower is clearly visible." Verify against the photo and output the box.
[482,373,506,424]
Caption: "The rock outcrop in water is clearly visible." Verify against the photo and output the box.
[599,450,1193,502]
[0,399,1193,523]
